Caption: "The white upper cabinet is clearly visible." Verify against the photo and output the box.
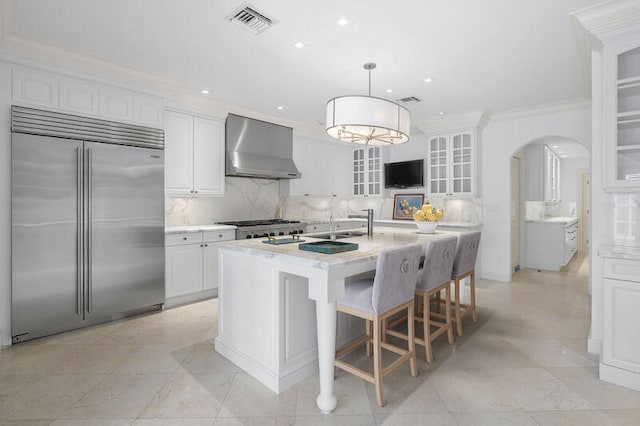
[605,41,640,190]
[165,110,194,193]
[99,86,134,122]
[133,94,164,128]
[428,130,477,196]
[164,109,225,196]
[193,116,225,195]
[524,144,561,202]
[12,67,58,108]
[353,146,382,197]
[283,137,351,197]
[12,65,163,127]
[59,77,99,116]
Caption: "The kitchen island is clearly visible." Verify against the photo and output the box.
[215,226,463,413]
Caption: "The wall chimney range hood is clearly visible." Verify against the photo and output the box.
[225,113,301,179]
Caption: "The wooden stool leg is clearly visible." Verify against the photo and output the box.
[407,302,418,375]
[366,319,373,357]
[445,286,454,344]
[435,292,441,313]
[373,317,385,407]
[423,291,433,363]
[470,271,478,322]
[454,278,463,336]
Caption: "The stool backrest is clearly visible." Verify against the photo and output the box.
[452,231,482,278]
[372,244,422,314]
[417,236,458,291]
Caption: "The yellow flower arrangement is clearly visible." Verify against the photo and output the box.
[412,202,444,222]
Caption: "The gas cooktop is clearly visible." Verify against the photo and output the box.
[216,219,307,239]
[217,219,302,227]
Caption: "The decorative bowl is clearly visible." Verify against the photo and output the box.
[415,221,438,233]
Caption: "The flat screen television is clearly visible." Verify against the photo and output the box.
[384,159,424,188]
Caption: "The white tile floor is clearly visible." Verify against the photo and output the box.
[1,255,640,425]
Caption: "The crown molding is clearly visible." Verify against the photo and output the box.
[573,0,640,41]
[413,109,492,134]
[490,99,591,122]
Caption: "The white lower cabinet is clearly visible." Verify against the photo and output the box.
[525,219,577,271]
[601,257,640,391]
[165,230,235,305]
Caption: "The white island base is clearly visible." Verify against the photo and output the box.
[215,228,463,412]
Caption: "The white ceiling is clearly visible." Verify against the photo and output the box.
[8,0,601,139]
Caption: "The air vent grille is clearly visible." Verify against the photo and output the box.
[397,96,422,103]
[227,3,277,34]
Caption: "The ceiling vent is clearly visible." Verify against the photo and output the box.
[226,3,277,35]
[397,96,422,103]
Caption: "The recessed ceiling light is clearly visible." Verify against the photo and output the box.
[561,155,567,158]
[424,77,433,83]
[293,41,305,49]
[558,150,563,154]
[276,106,284,110]
[201,89,210,95]
[385,88,393,93]
[552,145,559,148]
[337,17,350,26]
[439,111,445,115]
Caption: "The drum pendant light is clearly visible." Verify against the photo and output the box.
[325,62,410,145]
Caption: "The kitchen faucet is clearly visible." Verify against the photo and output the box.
[348,209,374,236]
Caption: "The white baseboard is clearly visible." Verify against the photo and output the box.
[588,337,602,356]
[480,271,512,282]
[600,363,640,392]
[215,336,318,394]
[164,289,217,308]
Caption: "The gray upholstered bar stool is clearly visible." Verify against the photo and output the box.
[334,244,422,407]
[387,236,458,363]
[451,231,482,336]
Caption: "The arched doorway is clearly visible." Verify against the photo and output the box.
[510,136,590,275]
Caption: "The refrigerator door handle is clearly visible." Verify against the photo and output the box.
[87,147,93,314]
[77,147,83,316]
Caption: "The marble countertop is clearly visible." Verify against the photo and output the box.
[599,245,640,261]
[165,224,236,234]
[303,218,481,229]
[218,226,463,269]
[526,216,578,224]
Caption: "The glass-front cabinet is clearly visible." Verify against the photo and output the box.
[353,146,381,196]
[428,130,475,196]
[606,42,640,190]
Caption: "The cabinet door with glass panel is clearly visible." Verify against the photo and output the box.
[428,131,475,196]
[605,41,640,190]
[353,146,382,196]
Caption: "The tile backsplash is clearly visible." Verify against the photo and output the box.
[166,178,483,227]
[165,177,280,225]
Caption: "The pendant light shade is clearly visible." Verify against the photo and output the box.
[325,63,410,146]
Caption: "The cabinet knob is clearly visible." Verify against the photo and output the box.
[194,190,198,194]
[204,244,208,247]
[218,234,223,237]
[183,237,187,240]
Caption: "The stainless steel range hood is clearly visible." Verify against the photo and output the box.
[225,113,300,179]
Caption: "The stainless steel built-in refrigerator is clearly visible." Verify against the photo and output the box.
[11,106,165,343]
